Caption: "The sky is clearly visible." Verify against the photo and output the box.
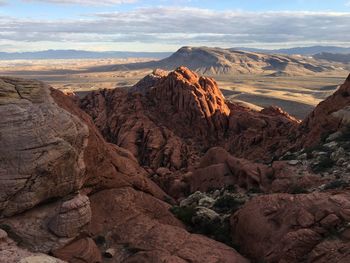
[0,0,350,52]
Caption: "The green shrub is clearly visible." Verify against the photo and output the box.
[213,195,244,213]
[290,185,308,194]
[170,206,196,226]
[225,185,236,192]
[336,129,350,142]
[324,180,349,190]
[304,145,329,159]
[192,216,233,247]
[311,156,335,173]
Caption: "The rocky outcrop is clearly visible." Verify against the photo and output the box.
[80,82,190,171]
[80,67,299,172]
[231,192,350,263]
[297,74,350,147]
[88,188,248,263]
[184,147,324,195]
[0,76,248,263]
[145,66,231,137]
[0,77,166,218]
[226,104,299,161]
[0,77,89,217]
[79,66,232,170]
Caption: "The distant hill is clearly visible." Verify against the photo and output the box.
[232,46,350,56]
[95,46,338,76]
[313,52,350,63]
[0,50,172,60]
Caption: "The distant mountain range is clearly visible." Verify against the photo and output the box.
[313,52,350,63]
[90,46,341,76]
[232,46,350,56]
[1,46,350,60]
[0,50,172,60]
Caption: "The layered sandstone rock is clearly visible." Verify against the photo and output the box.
[49,194,92,238]
[231,192,350,263]
[0,77,89,217]
[52,238,102,263]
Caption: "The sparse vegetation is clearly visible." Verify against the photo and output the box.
[311,156,335,173]
[193,217,233,246]
[324,180,349,190]
[290,185,308,194]
[170,206,196,226]
[170,205,234,246]
[213,195,245,213]
[304,145,330,159]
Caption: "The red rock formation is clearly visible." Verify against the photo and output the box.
[226,104,299,161]
[51,88,168,198]
[296,74,350,147]
[185,147,324,195]
[146,66,231,137]
[80,67,299,173]
[79,67,233,170]
[88,188,248,263]
[231,192,350,263]
[52,237,102,263]
[0,77,247,263]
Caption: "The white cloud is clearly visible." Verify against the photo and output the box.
[23,0,136,5]
[0,8,350,51]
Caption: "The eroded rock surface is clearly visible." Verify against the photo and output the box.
[0,77,89,217]
[0,228,66,263]
[231,192,350,263]
[49,194,92,238]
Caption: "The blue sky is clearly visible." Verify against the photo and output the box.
[0,0,350,51]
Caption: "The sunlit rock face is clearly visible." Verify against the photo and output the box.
[0,77,89,217]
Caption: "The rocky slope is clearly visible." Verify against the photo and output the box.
[1,68,350,263]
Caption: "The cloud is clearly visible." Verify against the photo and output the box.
[0,0,7,5]
[23,0,136,5]
[1,7,350,51]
